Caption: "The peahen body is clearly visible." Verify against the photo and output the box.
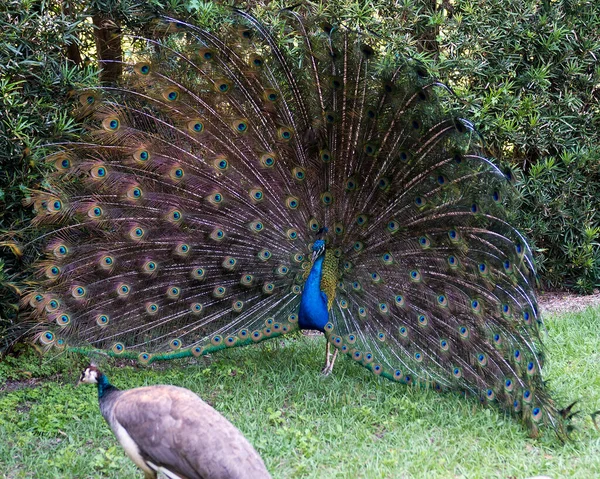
[15,7,571,437]
[78,364,271,479]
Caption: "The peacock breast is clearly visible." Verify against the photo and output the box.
[298,250,339,331]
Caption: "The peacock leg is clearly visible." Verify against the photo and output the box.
[321,342,339,376]
[321,340,332,374]
[324,348,338,376]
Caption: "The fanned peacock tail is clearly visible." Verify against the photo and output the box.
[13,7,570,438]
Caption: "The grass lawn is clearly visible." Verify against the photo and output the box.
[1,306,599,479]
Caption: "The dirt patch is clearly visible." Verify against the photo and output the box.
[538,290,600,315]
[0,372,67,394]
[0,376,44,394]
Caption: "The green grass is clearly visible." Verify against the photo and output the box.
[1,307,599,479]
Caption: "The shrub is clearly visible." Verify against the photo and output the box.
[434,0,600,291]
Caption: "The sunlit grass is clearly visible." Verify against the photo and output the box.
[1,307,599,478]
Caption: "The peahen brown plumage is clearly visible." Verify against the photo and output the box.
[78,364,271,479]
[13,7,574,438]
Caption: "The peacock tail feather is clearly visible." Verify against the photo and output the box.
[14,7,569,438]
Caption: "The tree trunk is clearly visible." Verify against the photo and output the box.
[62,1,82,65]
[418,0,443,57]
[93,12,122,84]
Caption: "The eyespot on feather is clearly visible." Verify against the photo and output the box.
[231,119,249,134]
[146,302,159,315]
[277,127,293,141]
[249,54,264,68]
[191,266,206,281]
[260,152,277,168]
[187,119,205,134]
[190,303,203,314]
[198,48,215,61]
[96,314,110,327]
[50,152,73,172]
[79,91,99,106]
[213,157,229,171]
[90,165,108,179]
[134,62,151,76]
[162,88,180,102]
[214,78,232,93]
[175,243,190,256]
[169,166,185,181]
[129,226,145,241]
[133,149,150,162]
[102,117,120,131]
[52,243,69,258]
[116,283,131,297]
[263,89,278,102]
[142,260,158,275]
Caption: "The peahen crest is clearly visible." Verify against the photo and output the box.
[15,7,569,438]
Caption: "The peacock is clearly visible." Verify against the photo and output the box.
[78,364,271,479]
[11,6,574,439]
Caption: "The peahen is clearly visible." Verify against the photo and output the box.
[78,364,271,479]
[13,7,573,438]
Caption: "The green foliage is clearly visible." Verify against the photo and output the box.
[517,149,600,291]
[0,1,93,230]
[0,0,185,345]
[1,309,600,477]
[435,0,600,291]
[0,1,97,341]
[0,343,86,383]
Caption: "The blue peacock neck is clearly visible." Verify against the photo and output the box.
[298,254,330,332]
[97,373,118,399]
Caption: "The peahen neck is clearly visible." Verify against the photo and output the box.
[298,255,330,332]
[97,373,119,400]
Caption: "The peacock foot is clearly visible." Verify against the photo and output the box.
[321,346,338,376]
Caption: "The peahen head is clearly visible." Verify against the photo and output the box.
[78,364,101,384]
[312,239,326,261]
[78,364,115,398]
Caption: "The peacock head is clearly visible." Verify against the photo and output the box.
[312,239,326,261]
[78,364,101,385]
